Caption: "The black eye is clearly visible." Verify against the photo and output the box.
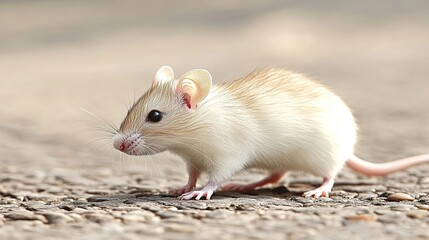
[147,110,163,123]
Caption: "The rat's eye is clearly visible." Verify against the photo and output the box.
[147,110,163,123]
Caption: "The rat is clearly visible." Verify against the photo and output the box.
[113,66,429,200]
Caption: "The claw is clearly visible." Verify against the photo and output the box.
[303,188,330,198]
[302,177,334,198]
[179,190,214,200]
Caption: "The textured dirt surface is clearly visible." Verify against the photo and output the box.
[1,1,429,239]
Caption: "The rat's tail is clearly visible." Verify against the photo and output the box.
[346,154,429,176]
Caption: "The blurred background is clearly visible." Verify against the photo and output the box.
[0,0,428,173]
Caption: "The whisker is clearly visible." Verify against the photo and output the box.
[80,107,119,133]
[83,138,112,152]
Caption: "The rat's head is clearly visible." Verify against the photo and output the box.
[113,66,212,155]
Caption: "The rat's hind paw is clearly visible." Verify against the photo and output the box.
[302,178,334,198]
[302,188,330,198]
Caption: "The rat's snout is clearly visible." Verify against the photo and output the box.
[118,142,129,152]
[113,133,143,155]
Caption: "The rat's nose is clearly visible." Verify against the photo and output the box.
[113,133,142,154]
[113,134,129,152]
[119,142,129,152]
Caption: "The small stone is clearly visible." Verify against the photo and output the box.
[390,204,415,211]
[157,211,183,219]
[340,185,386,193]
[416,204,429,211]
[387,193,415,202]
[4,210,46,222]
[59,204,75,211]
[101,221,124,234]
[420,177,429,184]
[205,209,232,219]
[126,225,164,235]
[67,213,83,222]
[120,214,146,223]
[40,212,74,224]
[293,197,314,204]
[406,210,429,219]
[21,202,60,212]
[235,205,255,211]
[86,196,111,202]
[377,214,403,223]
[139,205,162,212]
[85,189,111,195]
[164,223,196,233]
[317,197,333,202]
[84,213,115,223]
[330,190,357,198]
[71,208,88,213]
[25,193,64,201]
[345,214,377,221]
[357,193,378,200]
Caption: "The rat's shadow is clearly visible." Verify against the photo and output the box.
[82,179,379,206]
[83,185,307,206]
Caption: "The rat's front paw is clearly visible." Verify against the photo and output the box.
[178,190,214,200]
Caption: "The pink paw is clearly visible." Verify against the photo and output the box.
[179,190,214,200]
[222,184,256,192]
[302,188,331,198]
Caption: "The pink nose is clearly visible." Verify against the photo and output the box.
[119,142,129,152]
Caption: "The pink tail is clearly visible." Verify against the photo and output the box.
[346,154,429,176]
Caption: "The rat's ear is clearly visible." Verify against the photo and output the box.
[176,69,212,109]
[152,66,175,87]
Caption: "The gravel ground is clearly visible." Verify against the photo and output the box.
[1,1,429,239]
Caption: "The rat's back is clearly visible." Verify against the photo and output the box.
[215,68,357,178]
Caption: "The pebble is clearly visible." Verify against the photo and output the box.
[4,211,46,222]
[416,204,429,211]
[156,211,184,219]
[125,225,165,235]
[21,202,60,211]
[27,193,64,201]
[406,210,429,219]
[387,193,415,202]
[330,190,357,199]
[390,204,415,211]
[67,213,84,222]
[377,214,404,224]
[71,208,88,213]
[357,193,378,200]
[100,222,124,234]
[84,213,115,223]
[344,214,378,221]
[340,185,386,193]
[85,189,111,195]
[40,212,75,224]
[164,223,196,233]
[120,212,147,223]
[139,205,162,212]
[205,209,232,219]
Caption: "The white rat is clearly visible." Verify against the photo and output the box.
[113,66,429,200]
